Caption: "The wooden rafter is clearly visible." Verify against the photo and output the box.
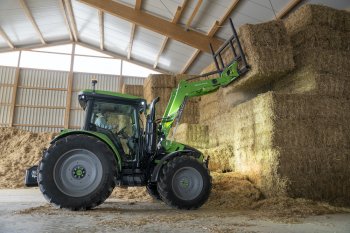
[58,0,73,41]
[0,26,14,48]
[99,10,104,50]
[63,0,78,42]
[185,0,202,30]
[78,0,223,53]
[153,0,189,69]
[276,0,304,19]
[127,0,142,60]
[18,0,46,44]
[180,49,200,74]
[180,0,240,74]
[127,24,136,60]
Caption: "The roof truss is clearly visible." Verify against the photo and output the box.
[181,0,241,74]
[127,0,142,60]
[18,0,46,44]
[78,0,223,53]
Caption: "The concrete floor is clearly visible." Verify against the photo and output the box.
[0,189,349,233]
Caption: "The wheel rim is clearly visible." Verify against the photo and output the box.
[172,167,203,201]
[54,149,103,197]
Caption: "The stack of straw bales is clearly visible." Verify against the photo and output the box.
[195,4,350,206]
[273,4,350,95]
[200,20,294,126]
[121,84,144,98]
[143,74,199,123]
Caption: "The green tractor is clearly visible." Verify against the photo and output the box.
[25,19,249,210]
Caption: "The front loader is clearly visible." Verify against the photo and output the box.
[25,19,249,210]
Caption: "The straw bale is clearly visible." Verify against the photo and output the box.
[180,101,199,124]
[144,87,173,104]
[143,74,176,89]
[293,48,350,75]
[201,145,234,172]
[288,25,350,51]
[276,148,350,205]
[284,4,350,35]
[200,21,294,96]
[199,89,224,123]
[173,123,208,149]
[121,84,144,98]
[273,67,350,97]
[220,21,294,97]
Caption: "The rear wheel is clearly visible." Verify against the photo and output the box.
[38,134,117,210]
[157,155,211,209]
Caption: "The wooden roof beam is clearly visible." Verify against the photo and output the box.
[153,0,189,69]
[63,0,79,42]
[180,0,240,74]
[0,26,14,48]
[185,0,202,30]
[19,0,46,44]
[127,0,142,59]
[78,0,223,53]
[0,40,71,53]
[58,0,74,41]
[99,10,104,50]
[276,0,304,19]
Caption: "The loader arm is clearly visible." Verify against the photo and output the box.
[160,61,241,137]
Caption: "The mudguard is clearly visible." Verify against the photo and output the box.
[150,143,204,182]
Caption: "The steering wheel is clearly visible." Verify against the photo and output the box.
[116,126,128,139]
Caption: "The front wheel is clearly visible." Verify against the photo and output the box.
[38,134,117,210]
[157,155,211,209]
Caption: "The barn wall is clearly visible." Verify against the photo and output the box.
[0,66,145,132]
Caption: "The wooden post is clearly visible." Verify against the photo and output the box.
[64,43,76,129]
[9,51,22,127]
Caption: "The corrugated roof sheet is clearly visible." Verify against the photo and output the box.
[0,0,348,74]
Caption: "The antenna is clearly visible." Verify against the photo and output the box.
[91,77,98,93]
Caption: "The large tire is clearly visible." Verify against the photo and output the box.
[38,134,117,210]
[146,183,161,200]
[157,155,211,209]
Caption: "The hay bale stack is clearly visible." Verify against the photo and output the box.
[143,74,176,119]
[202,21,294,98]
[273,5,350,95]
[199,20,295,133]
[196,4,350,207]
[121,84,144,97]
[201,145,234,172]
[143,74,200,123]
[173,123,208,149]
[209,92,350,205]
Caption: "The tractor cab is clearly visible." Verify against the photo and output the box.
[78,89,147,164]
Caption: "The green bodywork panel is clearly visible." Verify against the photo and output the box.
[160,61,240,137]
[161,139,185,153]
[53,129,122,170]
